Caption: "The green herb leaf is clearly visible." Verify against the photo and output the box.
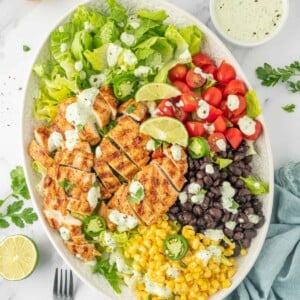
[282,103,296,112]
[240,176,269,195]
[0,200,4,208]
[19,208,38,224]
[0,218,9,228]
[230,200,239,210]
[59,178,75,192]
[23,45,31,52]
[96,120,117,136]
[126,104,136,114]
[76,124,84,131]
[10,166,30,199]
[6,200,24,216]
[11,215,25,228]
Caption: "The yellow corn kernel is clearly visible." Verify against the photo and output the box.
[180,295,187,300]
[211,279,220,289]
[222,279,231,288]
[219,272,226,281]
[199,279,208,291]
[227,268,236,278]
[185,272,194,282]
[166,280,175,290]
[203,238,211,246]
[190,237,201,250]
[204,269,212,278]
[208,287,217,295]
[240,249,247,256]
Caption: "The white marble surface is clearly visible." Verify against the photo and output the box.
[0,0,299,299]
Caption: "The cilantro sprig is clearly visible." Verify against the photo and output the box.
[0,166,38,228]
[282,103,296,113]
[256,61,300,92]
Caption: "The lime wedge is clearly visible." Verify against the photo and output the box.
[0,235,39,281]
[135,83,181,102]
[140,117,188,147]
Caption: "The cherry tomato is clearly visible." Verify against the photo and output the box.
[243,120,263,140]
[174,107,189,122]
[202,87,222,107]
[213,115,227,133]
[152,148,165,159]
[206,106,223,123]
[180,94,198,112]
[226,95,247,117]
[172,81,191,94]
[169,64,189,82]
[207,132,227,152]
[186,68,206,89]
[219,100,231,118]
[223,79,247,96]
[185,121,205,137]
[225,128,243,149]
[230,112,246,125]
[216,61,236,84]
[157,99,175,117]
[192,53,214,67]
[202,64,218,79]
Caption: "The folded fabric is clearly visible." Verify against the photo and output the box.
[225,161,300,300]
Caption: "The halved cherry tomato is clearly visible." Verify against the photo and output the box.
[157,99,175,117]
[243,120,263,140]
[219,100,231,118]
[216,61,236,84]
[180,94,198,112]
[206,106,223,123]
[185,121,205,137]
[174,107,189,122]
[213,115,227,133]
[230,112,246,125]
[169,64,189,82]
[152,148,165,159]
[202,64,218,79]
[223,79,247,96]
[192,53,214,67]
[226,95,247,117]
[202,87,222,107]
[225,128,243,149]
[172,81,191,94]
[207,132,227,152]
[186,68,206,89]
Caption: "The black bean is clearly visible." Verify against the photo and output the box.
[213,178,221,187]
[227,150,234,159]
[204,214,214,224]
[189,217,197,226]
[203,176,213,187]
[168,213,177,221]
[197,179,204,187]
[189,171,196,177]
[169,206,180,214]
[238,188,251,197]
[224,228,234,238]
[193,205,203,216]
[234,153,245,162]
[220,171,228,179]
[238,145,246,153]
[233,232,244,240]
[244,156,253,164]
[210,187,221,196]
[244,207,255,215]
[235,179,244,188]
[197,218,206,226]
[255,216,265,228]
[207,221,217,229]
[181,202,193,212]
[229,165,242,176]
[180,212,194,225]
[204,156,211,163]
[207,191,214,199]
[222,214,230,223]
[241,222,254,229]
[229,175,238,184]
[241,239,251,248]
[245,195,252,202]
[213,201,223,209]
[208,208,222,220]
[232,244,241,257]
[196,170,205,179]
[242,169,251,177]
[211,171,220,180]
[202,196,210,209]
[230,214,238,222]
[190,177,196,183]
[194,160,201,170]
[216,224,224,230]
[244,229,257,239]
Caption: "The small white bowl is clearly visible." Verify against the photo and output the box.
[209,0,289,47]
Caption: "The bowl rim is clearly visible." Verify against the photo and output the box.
[21,0,274,299]
[209,0,289,47]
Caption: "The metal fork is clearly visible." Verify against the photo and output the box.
[53,268,74,300]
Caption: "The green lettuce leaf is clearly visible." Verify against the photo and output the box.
[71,5,106,31]
[94,20,120,47]
[240,176,269,195]
[165,25,191,62]
[128,18,160,43]
[154,59,180,82]
[107,0,127,24]
[245,90,263,118]
[84,44,109,71]
[134,48,155,61]
[71,30,93,61]
[33,60,65,80]
[137,9,168,21]
[179,25,203,55]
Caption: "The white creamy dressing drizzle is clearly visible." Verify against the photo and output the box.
[109,209,138,232]
[107,43,123,67]
[227,94,240,111]
[120,32,136,46]
[238,116,256,136]
[166,267,180,279]
[221,181,238,213]
[59,226,70,241]
[109,250,132,274]
[87,186,100,209]
[95,145,102,158]
[197,100,210,119]
[89,73,106,88]
[128,16,141,29]
[48,131,63,152]
[170,144,182,161]
[60,43,67,53]
[225,221,237,230]
[74,61,83,72]
[190,193,205,204]
[123,49,138,66]
[216,139,226,152]
[146,139,156,151]
[179,191,188,204]
[214,0,284,42]
[134,66,151,77]
[204,229,224,241]
[144,278,171,298]
[188,182,201,194]
[248,214,260,224]
[205,164,215,174]
[65,130,80,151]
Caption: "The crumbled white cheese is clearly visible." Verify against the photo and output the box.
[74,61,83,72]
[128,15,141,29]
[48,131,63,152]
[248,214,260,224]
[59,227,70,241]
[179,191,188,204]
[221,181,238,213]
[123,49,137,66]
[65,130,79,151]
[204,123,215,134]
[205,164,214,174]
[134,66,151,77]
[120,32,135,46]
[216,139,227,151]
[188,182,201,194]
[166,267,180,279]
[109,210,138,232]
[170,144,182,161]
[190,193,205,204]
[225,221,237,230]
[144,278,171,298]
[197,100,210,119]
[204,229,224,241]
[107,43,123,67]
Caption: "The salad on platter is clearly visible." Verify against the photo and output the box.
[28,1,269,299]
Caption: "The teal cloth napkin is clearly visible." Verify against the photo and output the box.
[226,161,300,300]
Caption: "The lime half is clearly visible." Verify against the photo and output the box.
[0,235,39,280]
[135,83,181,102]
[140,117,188,147]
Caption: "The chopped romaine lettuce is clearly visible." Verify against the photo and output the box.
[107,0,127,23]
[245,90,263,118]
[179,25,203,55]
[71,31,93,61]
[137,9,168,21]
[240,176,269,195]
[84,44,109,71]
[93,20,120,47]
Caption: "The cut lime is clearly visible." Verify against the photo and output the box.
[0,235,39,281]
[140,117,188,147]
[135,83,181,102]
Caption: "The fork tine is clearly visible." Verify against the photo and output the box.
[53,268,58,296]
[69,270,74,299]
[64,269,68,297]
[59,269,63,297]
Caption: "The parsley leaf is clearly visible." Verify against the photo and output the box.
[126,104,136,114]
[0,218,9,228]
[19,208,38,224]
[96,120,117,136]
[256,61,300,92]
[282,103,296,112]
[23,45,31,52]
[10,166,30,199]
[6,200,24,215]
[59,178,75,192]
[11,215,25,228]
